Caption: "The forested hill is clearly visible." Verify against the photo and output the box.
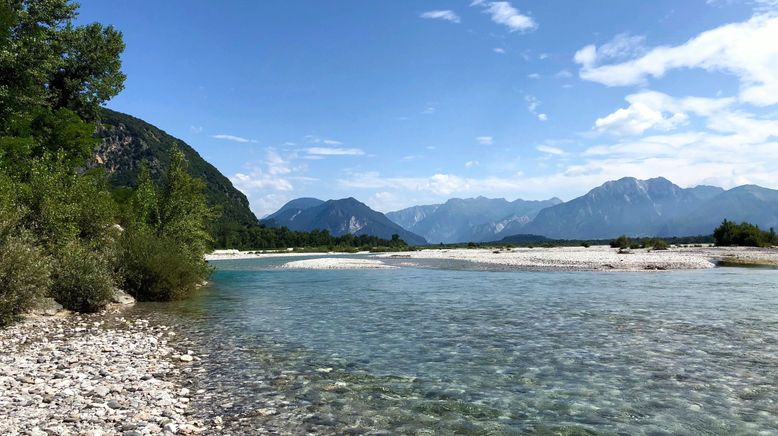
[94,108,258,227]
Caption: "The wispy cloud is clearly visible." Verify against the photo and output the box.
[474,1,537,32]
[306,147,365,156]
[190,125,203,134]
[536,145,566,155]
[525,95,549,121]
[465,160,480,168]
[420,10,461,23]
[493,47,506,54]
[211,134,256,143]
[476,136,494,145]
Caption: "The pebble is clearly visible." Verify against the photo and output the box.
[0,315,209,435]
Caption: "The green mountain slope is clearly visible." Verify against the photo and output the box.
[93,108,257,227]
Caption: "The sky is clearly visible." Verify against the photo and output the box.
[76,0,778,217]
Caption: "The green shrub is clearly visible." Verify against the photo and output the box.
[118,229,210,301]
[0,234,52,326]
[610,235,630,249]
[652,239,669,250]
[50,241,116,313]
[581,242,590,248]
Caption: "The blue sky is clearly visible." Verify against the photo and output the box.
[76,0,778,217]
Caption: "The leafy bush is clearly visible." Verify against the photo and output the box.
[714,220,778,247]
[50,240,116,313]
[652,239,669,250]
[610,235,630,249]
[580,242,590,248]
[0,234,52,326]
[118,229,210,301]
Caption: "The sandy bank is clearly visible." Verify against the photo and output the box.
[374,246,751,271]
[280,258,394,270]
[0,313,214,435]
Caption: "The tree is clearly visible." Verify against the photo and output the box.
[714,219,778,247]
[0,0,126,318]
[118,147,217,301]
[0,0,125,128]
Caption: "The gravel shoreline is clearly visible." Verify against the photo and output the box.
[0,309,216,435]
[279,258,395,269]
[208,246,778,271]
[375,246,778,272]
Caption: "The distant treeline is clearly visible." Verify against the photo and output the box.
[485,234,714,248]
[215,223,409,251]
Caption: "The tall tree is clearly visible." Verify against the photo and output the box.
[0,0,125,129]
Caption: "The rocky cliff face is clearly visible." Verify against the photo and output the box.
[93,108,257,227]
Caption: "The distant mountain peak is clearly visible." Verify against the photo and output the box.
[261,197,427,245]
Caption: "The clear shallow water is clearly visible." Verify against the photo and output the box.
[131,257,778,435]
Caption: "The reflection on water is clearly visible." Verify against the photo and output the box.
[128,256,778,435]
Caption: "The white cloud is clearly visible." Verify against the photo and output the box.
[536,145,565,155]
[594,90,735,135]
[306,147,365,156]
[304,135,344,145]
[575,14,778,106]
[476,136,494,145]
[528,73,541,79]
[211,134,256,143]
[422,106,437,115]
[232,171,293,192]
[420,10,461,23]
[190,125,203,134]
[555,70,573,79]
[525,95,547,121]
[493,48,506,54]
[480,1,537,32]
[465,160,480,168]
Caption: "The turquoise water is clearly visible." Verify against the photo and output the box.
[134,256,778,435]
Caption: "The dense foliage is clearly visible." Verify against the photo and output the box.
[215,223,409,251]
[713,220,778,247]
[0,0,215,324]
[117,151,217,301]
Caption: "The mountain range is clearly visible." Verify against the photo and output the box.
[91,110,778,245]
[387,197,562,243]
[261,198,427,245]
[518,177,777,239]
[262,177,778,245]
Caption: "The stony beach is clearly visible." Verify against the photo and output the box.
[375,245,778,271]
[242,245,778,271]
[0,309,213,435]
[280,258,395,269]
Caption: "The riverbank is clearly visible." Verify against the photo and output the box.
[280,258,395,269]
[0,309,213,435]
[375,246,778,271]
[227,245,778,271]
